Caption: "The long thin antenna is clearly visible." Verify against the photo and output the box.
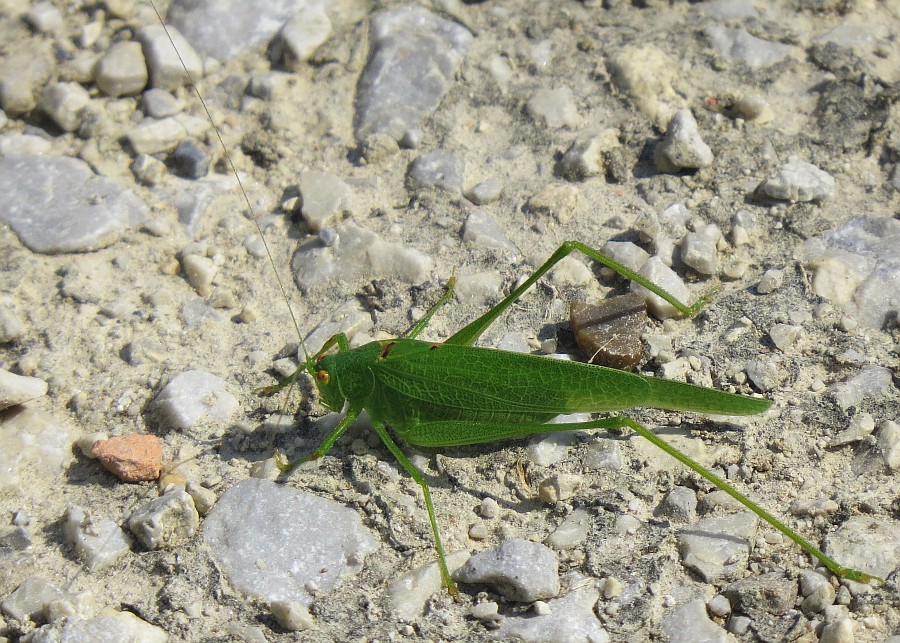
[148,1,310,364]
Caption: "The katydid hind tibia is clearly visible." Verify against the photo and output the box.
[273,241,877,595]
[147,6,877,600]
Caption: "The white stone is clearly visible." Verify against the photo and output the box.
[127,488,200,550]
[138,24,203,91]
[63,506,133,570]
[655,109,713,172]
[630,256,693,319]
[760,157,835,202]
[40,82,90,132]
[0,369,47,409]
[95,41,148,97]
[274,5,332,71]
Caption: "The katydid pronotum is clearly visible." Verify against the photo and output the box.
[150,7,876,599]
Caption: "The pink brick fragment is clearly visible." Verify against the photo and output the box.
[92,434,163,482]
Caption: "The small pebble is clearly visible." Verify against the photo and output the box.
[706,594,731,617]
[537,473,583,503]
[464,178,503,205]
[62,506,132,570]
[631,256,693,319]
[756,268,784,294]
[40,82,90,132]
[167,139,210,179]
[759,157,835,202]
[298,169,355,231]
[95,41,148,97]
[768,323,803,351]
[269,600,314,631]
[603,576,623,599]
[655,486,697,522]
[406,149,465,194]
[478,497,500,519]
[544,508,590,550]
[525,86,579,128]
[91,434,163,482]
[525,183,580,224]
[272,4,332,71]
[0,368,48,409]
[127,488,200,549]
[654,109,713,173]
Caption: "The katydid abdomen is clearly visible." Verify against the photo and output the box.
[324,338,771,447]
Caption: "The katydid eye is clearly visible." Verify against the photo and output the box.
[316,370,330,383]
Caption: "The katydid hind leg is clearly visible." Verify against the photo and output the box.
[400,415,873,583]
[447,241,704,348]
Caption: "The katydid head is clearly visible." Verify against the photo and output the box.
[311,353,345,411]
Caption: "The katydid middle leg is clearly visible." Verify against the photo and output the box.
[447,241,707,348]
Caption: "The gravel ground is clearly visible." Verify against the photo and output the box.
[1,0,899,641]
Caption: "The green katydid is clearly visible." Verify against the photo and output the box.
[267,241,876,595]
[148,5,876,599]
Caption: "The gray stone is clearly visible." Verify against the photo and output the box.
[298,169,354,231]
[454,539,560,601]
[829,365,892,411]
[95,41,149,97]
[0,407,75,492]
[167,0,317,61]
[20,611,166,643]
[494,586,608,643]
[464,178,503,205]
[678,513,758,582]
[0,49,53,116]
[153,370,239,432]
[544,509,590,550]
[0,576,65,621]
[27,2,63,34]
[272,4,332,71]
[802,216,900,328]
[0,156,147,253]
[824,516,900,581]
[661,599,727,643]
[525,87,579,129]
[0,369,47,410]
[354,6,472,144]
[462,209,518,255]
[723,573,797,615]
[630,256,692,319]
[203,478,378,605]
[704,25,796,68]
[384,551,470,620]
[407,150,465,194]
[291,223,432,289]
[656,486,698,523]
[141,88,183,118]
[126,117,187,154]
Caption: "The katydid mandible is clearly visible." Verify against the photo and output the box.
[149,7,877,598]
